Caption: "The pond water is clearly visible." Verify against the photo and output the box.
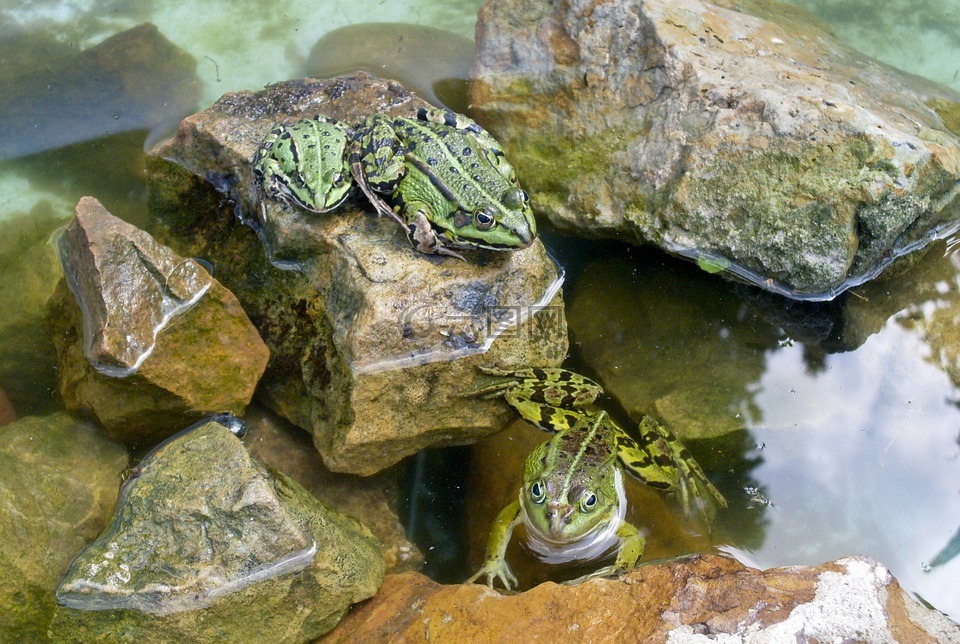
[1,0,959,629]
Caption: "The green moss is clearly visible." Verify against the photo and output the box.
[926,98,960,138]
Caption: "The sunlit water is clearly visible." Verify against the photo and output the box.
[0,0,958,627]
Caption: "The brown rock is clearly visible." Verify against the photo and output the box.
[324,555,960,642]
[49,197,269,444]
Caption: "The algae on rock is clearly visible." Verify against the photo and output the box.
[471,0,960,299]
[0,413,128,640]
[53,417,384,641]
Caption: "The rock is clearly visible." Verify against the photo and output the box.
[0,386,14,428]
[0,203,68,415]
[470,0,960,299]
[243,406,424,573]
[304,23,473,112]
[52,417,384,641]
[0,23,199,159]
[567,256,778,439]
[147,74,567,475]
[49,197,269,444]
[0,413,128,640]
[323,555,960,641]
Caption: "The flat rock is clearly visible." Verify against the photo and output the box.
[0,413,128,640]
[304,23,473,112]
[324,555,960,642]
[53,417,384,641]
[471,0,960,299]
[0,23,199,159]
[50,197,269,444]
[147,74,567,475]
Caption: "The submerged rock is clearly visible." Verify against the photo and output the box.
[0,385,14,427]
[0,23,199,160]
[147,74,567,475]
[49,197,269,444]
[0,413,128,640]
[567,256,778,439]
[324,555,959,641]
[304,23,473,112]
[0,203,68,415]
[53,417,384,641]
[471,0,960,299]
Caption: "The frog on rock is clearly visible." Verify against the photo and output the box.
[465,367,727,590]
[349,107,537,258]
[252,114,354,214]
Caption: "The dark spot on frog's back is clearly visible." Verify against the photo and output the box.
[462,147,473,156]
[428,157,439,166]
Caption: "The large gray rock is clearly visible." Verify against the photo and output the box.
[471,0,960,299]
[50,197,270,444]
[147,74,567,475]
[52,417,384,641]
[0,413,128,641]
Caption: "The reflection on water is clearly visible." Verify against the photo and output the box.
[0,0,958,627]
[554,240,959,620]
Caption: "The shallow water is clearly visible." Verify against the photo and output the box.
[0,0,958,627]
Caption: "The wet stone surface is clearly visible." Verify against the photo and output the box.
[471,0,960,299]
[53,417,385,641]
[49,197,270,445]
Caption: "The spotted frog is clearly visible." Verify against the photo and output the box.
[253,115,354,214]
[349,107,537,259]
[465,367,727,590]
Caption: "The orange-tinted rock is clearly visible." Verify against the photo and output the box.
[324,555,959,642]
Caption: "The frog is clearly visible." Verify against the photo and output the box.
[348,107,537,259]
[252,114,354,214]
[465,366,727,590]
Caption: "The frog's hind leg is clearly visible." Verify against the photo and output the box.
[467,367,604,432]
[618,416,727,523]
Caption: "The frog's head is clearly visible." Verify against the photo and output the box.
[444,185,537,251]
[519,439,622,545]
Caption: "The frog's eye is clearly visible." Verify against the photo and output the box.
[474,208,497,230]
[580,493,598,513]
[530,481,546,504]
[501,187,528,210]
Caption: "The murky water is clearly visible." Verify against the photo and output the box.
[1,0,958,626]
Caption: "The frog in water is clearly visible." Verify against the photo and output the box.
[252,114,354,214]
[349,107,537,259]
[465,367,727,590]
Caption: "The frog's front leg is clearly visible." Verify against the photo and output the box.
[466,500,522,590]
[402,204,466,260]
[561,520,646,586]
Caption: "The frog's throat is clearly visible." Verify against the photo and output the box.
[521,468,627,565]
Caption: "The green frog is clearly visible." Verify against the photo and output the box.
[349,107,537,259]
[465,367,727,590]
[253,115,354,214]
